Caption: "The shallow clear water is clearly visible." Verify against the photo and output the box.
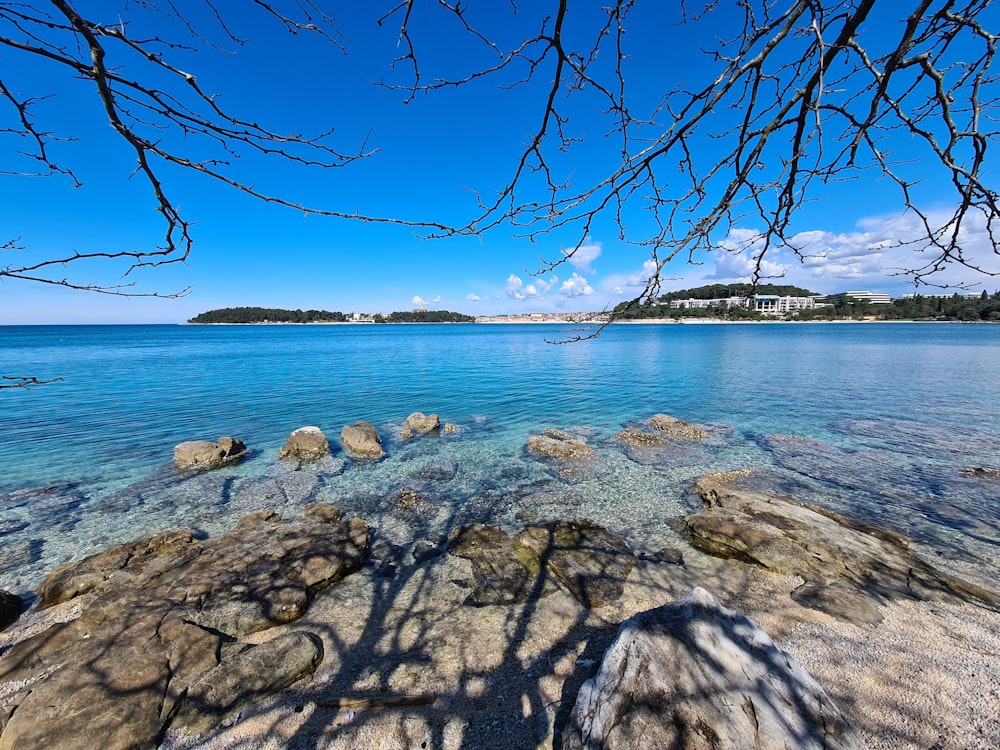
[2,322,998,596]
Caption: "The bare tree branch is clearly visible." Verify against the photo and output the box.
[383,0,997,312]
[0,375,63,390]
[0,0,450,297]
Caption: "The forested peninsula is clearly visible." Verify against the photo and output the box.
[188,307,475,324]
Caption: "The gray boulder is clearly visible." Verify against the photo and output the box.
[400,411,441,439]
[563,587,866,750]
[647,413,708,440]
[684,471,999,623]
[340,420,383,459]
[527,429,595,460]
[174,436,247,470]
[0,505,370,749]
[277,426,330,460]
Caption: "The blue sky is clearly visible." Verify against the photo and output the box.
[1,1,997,324]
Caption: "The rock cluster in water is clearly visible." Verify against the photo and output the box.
[7,411,998,749]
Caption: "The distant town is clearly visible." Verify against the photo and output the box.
[188,284,1000,325]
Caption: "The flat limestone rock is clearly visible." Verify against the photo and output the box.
[527,430,596,460]
[448,524,540,606]
[563,587,866,750]
[684,471,1000,623]
[647,413,708,440]
[172,631,324,736]
[0,505,370,750]
[277,425,330,460]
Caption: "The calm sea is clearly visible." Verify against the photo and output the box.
[1,322,998,598]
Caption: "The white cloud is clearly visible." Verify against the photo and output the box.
[412,295,427,306]
[466,293,485,301]
[560,272,594,297]
[701,207,1000,293]
[432,295,442,303]
[563,239,602,274]
[505,274,526,299]
[603,259,659,297]
[506,273,559,300]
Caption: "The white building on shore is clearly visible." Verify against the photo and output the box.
[669,294,826,316]
[842,290,892,305]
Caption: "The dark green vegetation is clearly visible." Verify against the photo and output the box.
[189,308,348,324]
[189,307,475,324]
[794,291,1000,321]
[384,310,475,323]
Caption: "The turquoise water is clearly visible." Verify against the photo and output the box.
[2,322,998,597]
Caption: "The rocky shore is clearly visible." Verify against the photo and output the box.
[2,414,999,749]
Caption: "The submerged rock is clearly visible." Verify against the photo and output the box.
[647,413,708,440]
[174,436,247,470]
[277,425,330,460]
[615,426,670,447]
[389,486,426,511]
[340,420,383,459]
[408,458,458,483]
[961,466,1000,480]
[0,505,370,748]
[527,429,596,460]
[684,471,1000,623]
[400,411,441,439]
[563,587,866,750]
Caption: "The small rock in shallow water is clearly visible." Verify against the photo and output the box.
[400,411,441,439]
[174,437,247,470]
[961,466,1000,479]
[340,420,383,459]
[526,430,595,460]
[277,426,330,460]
